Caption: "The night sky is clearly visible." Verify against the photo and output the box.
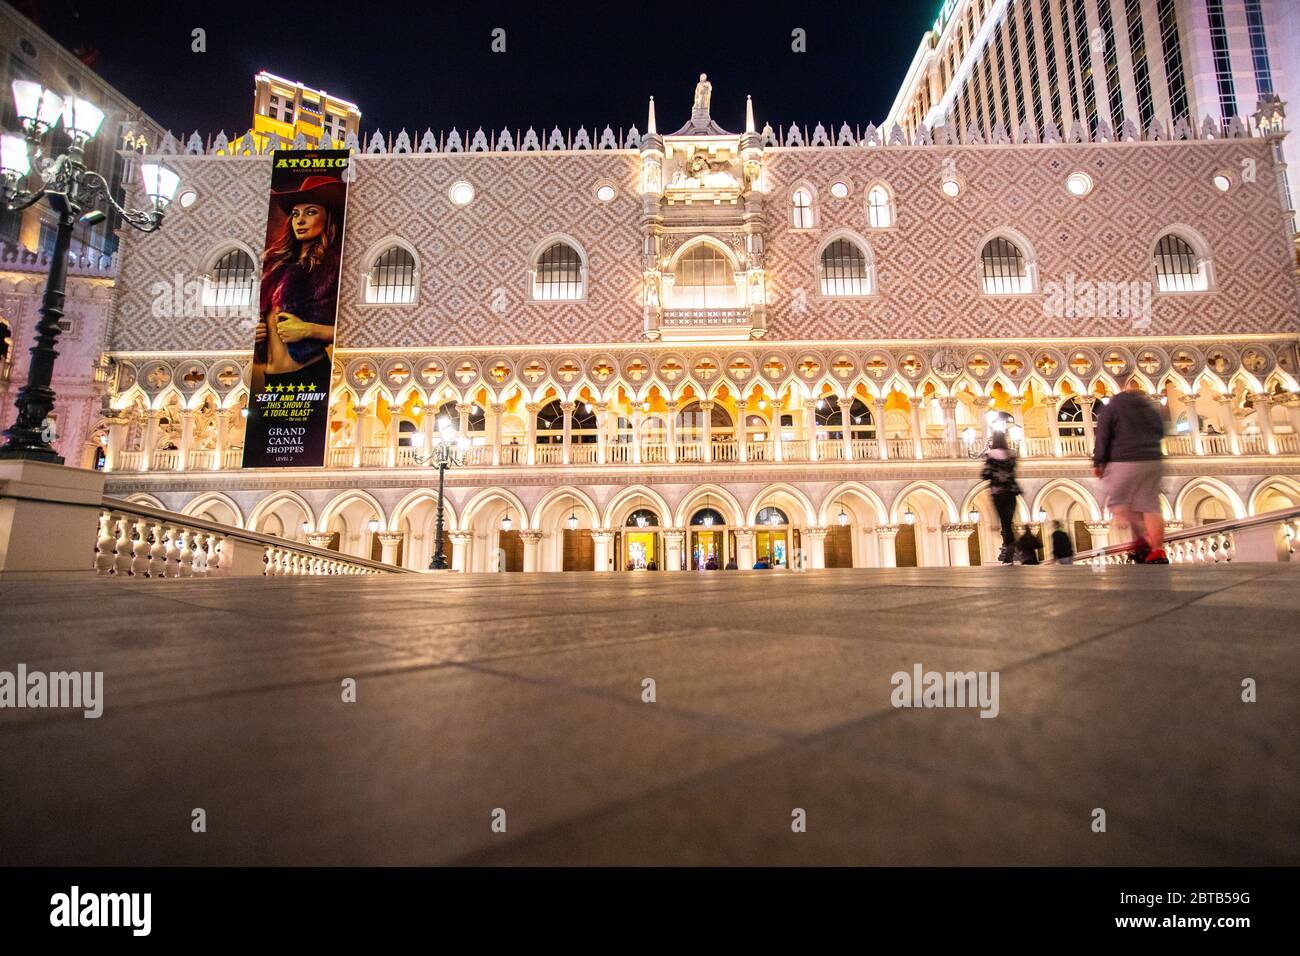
[16,0,936,138]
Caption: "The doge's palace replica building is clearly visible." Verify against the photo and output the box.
[75,75,1300,571]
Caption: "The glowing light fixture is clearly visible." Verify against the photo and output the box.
[968,509,980,524]
[837,500,849,527]
[567,496,578,532]
[902,501,916,526]
[367,518,380,533]
[501,510,513,532]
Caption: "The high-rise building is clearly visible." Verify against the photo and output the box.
[250,71,360,148]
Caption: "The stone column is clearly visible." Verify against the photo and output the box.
[664,399,679,463]
[874,398,889,459]
[177,409,196,471]
[141,411,162,471]
[491,402,505,465]
[305,531,335,550]
[662,528,685,571]
[105,417,128,471]
[449,530,474,572]
[909,396,925,459]
[631,408,643,464]
[352,405,365,468]
[1085,521,1110,552]
[215,408,235,469]
[938,395,958,458]
[839,400,854,460]
[524,402,540,465]
[560,401,575,464]
[942,523,975,566]
[422,407,439,455]
[1041,395,1062,457]
[378,530,404,566]
[736,399,749,462]
[1078,396,1097,455]
[772,409,785,461]
[386,404,402,467]
[595,402,608,464]
[700,400,715,462]
[803,526,828,569]
[457,403,472,436]
[1009,397,1028,456]
[875,525,900,567]
[973,395,992,447]
[591,528,615,572]
[1180,396,1204,455]
[1252,393,1277,454]
[1215,394,1241,455]
[733,527,756,570]
[520,529,543,571]
[804,400,819,461]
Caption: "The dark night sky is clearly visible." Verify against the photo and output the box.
[15,0,936,137]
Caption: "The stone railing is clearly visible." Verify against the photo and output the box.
[93,496,410,577]
[1070,506,1300,566]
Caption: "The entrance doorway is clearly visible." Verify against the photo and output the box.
[625,531,658,569]
[754,529,789,567]
[691,529,723,569]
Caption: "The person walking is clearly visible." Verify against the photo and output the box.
[1050,520,1075,565]
[1093,378,1169,563]
[1016,525,1042,565]
[980,429,1022,564]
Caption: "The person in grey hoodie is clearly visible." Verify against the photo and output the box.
[1093,378,1169,563]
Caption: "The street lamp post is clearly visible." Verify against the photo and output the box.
[0,81,179,463]
[409,420,471,570]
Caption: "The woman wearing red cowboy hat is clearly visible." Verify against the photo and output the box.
[252,174,347,390]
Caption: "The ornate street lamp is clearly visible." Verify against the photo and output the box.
[501,510,513,533]
[702,493,714,526]
[968,508,980,525]
[902,500,916,526]
[0,81,178,462]
[837,499,849,527]
[409,423,471,570]
[567,496,578,532]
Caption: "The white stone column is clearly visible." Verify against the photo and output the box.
[141,411,162,471]
[595,402,608,464]
[733,527,756,570]
[386,404,402,467]
[876,525,900,567]
[1085,521,1110,553]
[378,531,404,566]
[804,400,819,461]
[520,529,542,571]
[1042,396,1062,457]
[1078,396,1097,455]
[449,529,473,572]
[631,408,643,464]
[803,526,828,569]
[874,398,889,459]
[662,528,685,571]
[104,417,128,471]
[177,409,196,471]
[524,402,540,465]
[1253,393,1277,454]
[973,396,992,447]
[700,400,715,462]
[1009,397,1028,457]
[839,400,854,461]
[1181,396,1204,455]
[457,403,472,436]
[491,402,505,465]
[736,399,749,462]
[591,528,615,572]
[665,399,678,463]
[560,401,575,464]
[909,397,925,459]
[943,523,975,566]
[216,408,235,469]
[939,396,958,458]
[1215,395,1241,455]
[772,408,784,461]
[352,405,365,468]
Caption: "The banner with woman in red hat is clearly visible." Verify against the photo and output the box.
[243,150,351,468]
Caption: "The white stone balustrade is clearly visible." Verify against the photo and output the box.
[1072,506,1299,566]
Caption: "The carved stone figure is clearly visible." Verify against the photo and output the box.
[693,73,712,116]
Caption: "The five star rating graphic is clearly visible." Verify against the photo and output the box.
[267,383,318,392]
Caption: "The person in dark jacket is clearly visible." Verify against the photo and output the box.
[724,558,738,570]
[980,429,1022,564]
[1093,378,1168,563]
[1016,527,1042,565]
[1050,520,1074,565]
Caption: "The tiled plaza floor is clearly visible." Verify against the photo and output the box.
[1,564,1297,865]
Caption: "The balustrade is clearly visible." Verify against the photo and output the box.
[782,439,808,461]
[1201,433,1231,455]
[569,443,598,463]
[886,438,912,459]
[1058,435,1088,456]
[500,443,526,465]
[1238,434,1266,455]
[360,445,387,467]
[748,441,771,462]
[921,437,949,458]
[535,444,564,464]
[850,439,875,460]
[1274,432,1299,454]
[711,440,738,462]
[642,442,668,464]
[151,448,180,470]
[606,443,632,464]
[817,440,844,460]
[675,441,704,463]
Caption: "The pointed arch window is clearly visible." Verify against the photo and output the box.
[819,238,872,296]
[531,241,585,300]
[866,184,895,228]
[672,243,738,308]
[1154,232,1209,292]
[980,236,1031,294]
[791,187,815,229]
[202,248,256,307]
[364,244,417,303]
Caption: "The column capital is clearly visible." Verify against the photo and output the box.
[941,523,976,537]
[524,402,542,414]
[490,402,507,414]
[593,401,609,413]
[1078,395,1097,408]
[732,527,756,540]
[907,395,925,409]
[698,399,715,411]
[874,524,900,538]
[1178,395,1199,407]
[663,398,679,411]
[377,531,405,544]
[1250,392,1274,406]
[661,527,685,542]
[735,398,748,410]
[1164,520,1185,533]
[972,395,991,408]
[1009,396,1027,407]
[1039,394,1059,406]
[305,532,335,549]
[589,528,616,543]
[449,529,475,543]
[802,526,829,539]
[1084,521,1110,534]
[518,529,544,542]
[455,402,473,414]
[559,400,576,412]
[938,395,958,411]
[387,403,404,415]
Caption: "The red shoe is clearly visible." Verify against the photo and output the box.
[1144,549,1169,564]
[1127,539,1150,563]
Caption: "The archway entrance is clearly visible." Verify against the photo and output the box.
[689,506,728,570]
[754,505,793,568]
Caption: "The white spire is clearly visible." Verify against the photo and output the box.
[746,94,755,134]
[647,96,657,135]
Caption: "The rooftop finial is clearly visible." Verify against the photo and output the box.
[745,94,755,134]
[647,95,657,135]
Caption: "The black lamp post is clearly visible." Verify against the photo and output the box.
[0,80,178,463]
[409,420,470,570]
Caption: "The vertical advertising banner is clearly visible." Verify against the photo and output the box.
[242,150,351,468]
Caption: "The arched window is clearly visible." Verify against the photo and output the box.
[814,395,875,438]
[571,401,598,444]
[202,248,255,307]
[365,245,417,304]
[532,241,584,300]
[980,236,1030,294]
[1154,233,1208,292]
[535,399,565,444]
[819,238,871,296]
[625,508,660,527]
[866,184,895,228]
[690,508,726,526]
[1057,397,1085,436]
[756,506,789,526]
[434,400,485,434]
[673,243,737,308]
[675,400,733,433]
[791,187,815,228]
[397,420,419,447]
